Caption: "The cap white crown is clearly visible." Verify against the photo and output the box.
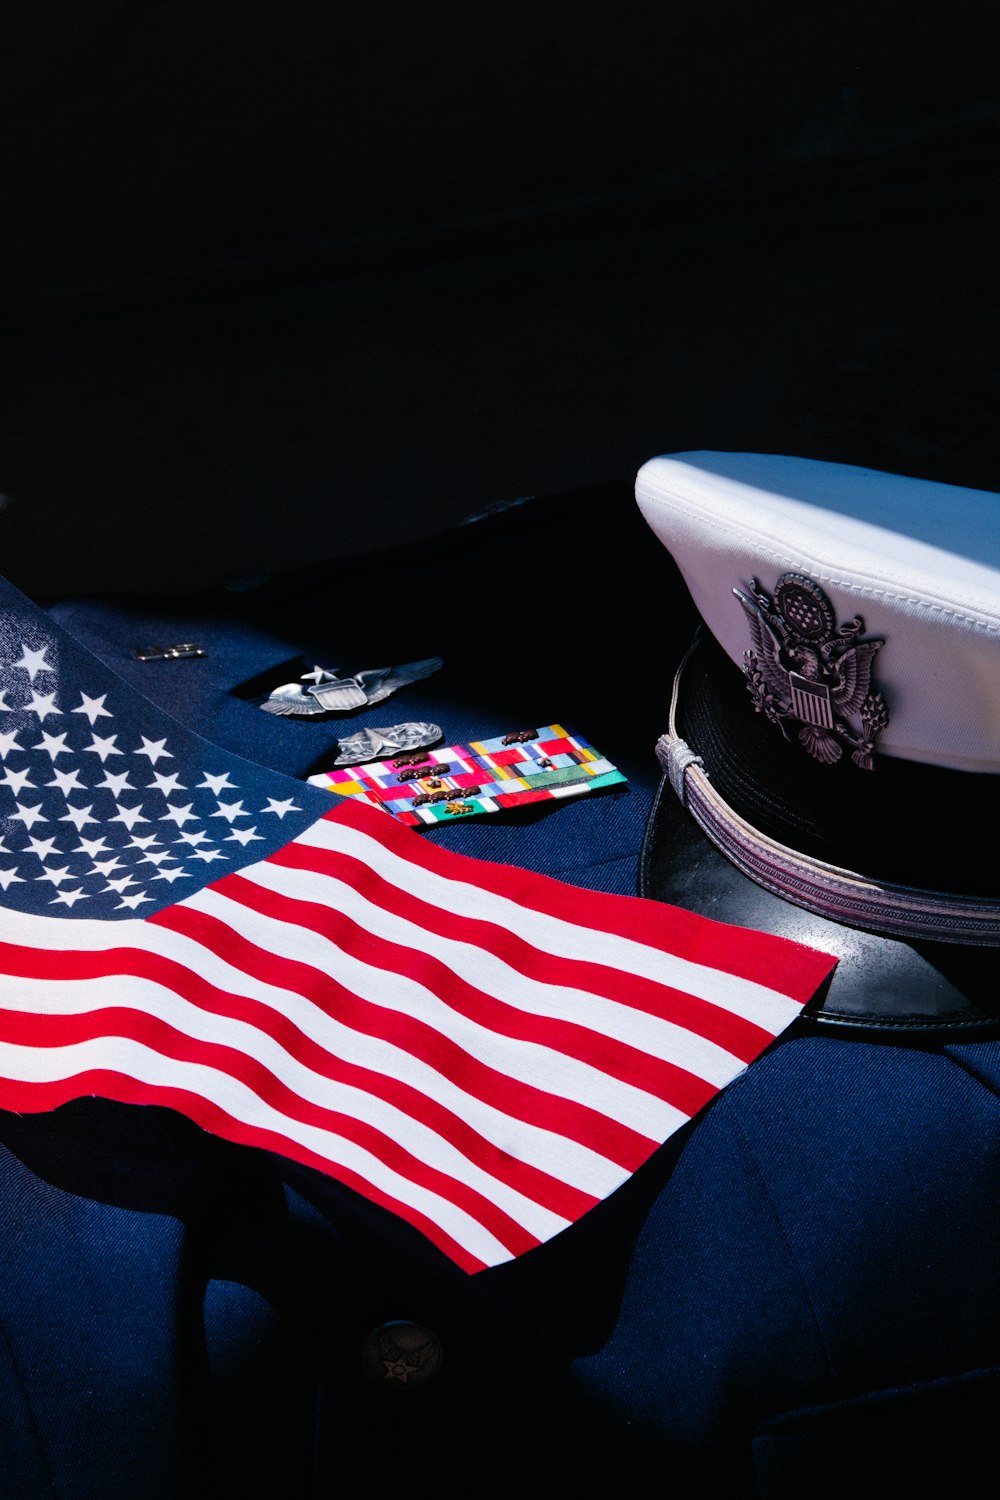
[635,452,1000,774]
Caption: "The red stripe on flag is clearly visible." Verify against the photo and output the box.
[328,799,835,1000]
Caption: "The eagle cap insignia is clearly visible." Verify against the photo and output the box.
[733,572,889,769]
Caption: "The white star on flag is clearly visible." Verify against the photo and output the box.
[82,734,120,762]
[52,888,88,907]
[47,768,86,795]
[75,836,113,859]
[33,732,71,760]
[150,772,186,795]
[25,836,59,860]
[135,737,172,764]
[95,770,134,796]
[13,644,52,681]
[11,803,48,830]
[160,803,198,827]
[109,804,149,831]
[212,800,250,823]
[25,691,60,721]
[198,772,236,794]
[72,692,113,725]
[117,891,153,910]
[262,797,301,818]
[226,826,264,846]
[1,767,35,796]
[59,810,98,834]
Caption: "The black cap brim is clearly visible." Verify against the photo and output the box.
[640,642,1000,1037]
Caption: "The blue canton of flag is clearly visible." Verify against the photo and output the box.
[0,577,328,918]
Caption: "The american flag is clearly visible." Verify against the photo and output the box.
[0,575,836,1272]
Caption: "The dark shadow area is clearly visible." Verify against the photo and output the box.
[0,3,997,598]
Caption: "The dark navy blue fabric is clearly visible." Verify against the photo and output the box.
[566,1034,1000,1488]
[4,486,998,1497]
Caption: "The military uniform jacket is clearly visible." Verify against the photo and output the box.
[2,485,998,1499]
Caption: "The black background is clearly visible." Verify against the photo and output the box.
[1,2,998,595]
